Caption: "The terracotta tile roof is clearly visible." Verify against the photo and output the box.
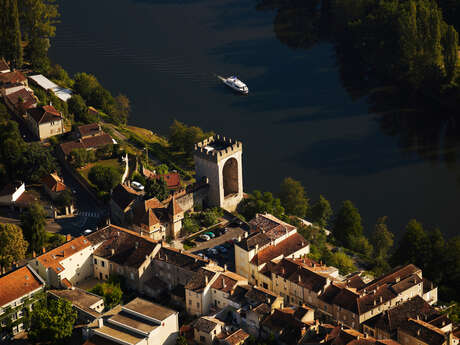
[194,316,222,333]
[223,328,250,345]
[111,184,141,211]
[5,88,37,110]
[59,133,114,156]
[331,288,360,314]
[249,213,295,234]
[0,265,44,307]
[236,232,271,251]
[81,133,113,148]
[14,190,40,207]
[0,70,26,84]
[364,296,437,334]
[167,196,183,216]
[250,233,308,266]
[27,105,62,124]
[37,236,91,274]
[42,173,66,192]
[185,268,218,292]
[319,283,343,305]
[133,199,161,229]
[261,308,309,344]
[155,246,209,271]
[252,303,271,316]
[78,123,102,138]
[399,318,446,345]
[360,264,421,293]
[244,285,280,305]
[87,225,158,269]
[0,58,9,71]
[211,271,245,293]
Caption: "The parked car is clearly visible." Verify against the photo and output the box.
[200,234,211,241]
[216,246,228,254]
[83,229,93,235]
[205,232,216,239]
[131,181,145,191]
[207,248,218,255]
[221,227,228,234]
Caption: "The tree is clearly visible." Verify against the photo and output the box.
[69,148,95,168]
[20,202,46,253]
[20,142,58,183]
[73,73,100,100]
[0,223,28,270]
[168,120,213,154]
[391,219,430,269]
[442,24,458,82]
[68,94,89,123]
[237,190,285,221]
[442,236,460,300]
[348,235,373,257]
[19,0,59,72]
[333,200,363,248]
[371,216,394,259]
[113,94,130,125]
[28,298,77,345]
[0,103,9,123]
[279,177,308,217]
[55,190,73,208]
[90,282,122,309]
[308,195,332,227]
[145,177,170,201]
[0,0,23,67]
[328,251,356,275]
[88,165,121,192]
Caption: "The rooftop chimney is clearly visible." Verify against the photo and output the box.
[223,278,226,288]
[66,234,72,242]
[111,248,115,256]
[97,318,104,328]
[205,275,209,285]
[42,247,46,254]
[33,251,36,258]
[224,264,227,271]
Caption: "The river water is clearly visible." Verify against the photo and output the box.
[49,0,460,237]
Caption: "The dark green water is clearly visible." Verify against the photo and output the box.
[49,0,460,237]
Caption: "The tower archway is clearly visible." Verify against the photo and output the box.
[223,158,238,197]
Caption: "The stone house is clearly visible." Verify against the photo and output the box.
[26,105,64,140]
[193,316,225,345]
[0,70,27,87]
[397,318,456,345]
[0,265,45,340]
[30,235,94,288]
[3,88,37,115]
[131,196,184,240]
[110,183,143,225]
[86,225,161,291]
[41,172,67,200]
[234,213,310,285]
[362,296,449,340]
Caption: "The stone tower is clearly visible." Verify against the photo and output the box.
[194,135,243,212]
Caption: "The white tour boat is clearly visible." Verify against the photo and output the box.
[222,75,249,94]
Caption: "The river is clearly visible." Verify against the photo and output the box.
[49,0,460,237]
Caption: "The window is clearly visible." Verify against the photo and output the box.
[94,259,97,265]
[200,336,205,342]
[189,300,192,305]
[101,261,105,267]
[196,302,200,307]
[214,330,216,334]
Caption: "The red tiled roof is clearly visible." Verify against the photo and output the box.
[42,173,66,192]
[78,123,102,138]
[224,328,250,345]
[211,272,244,293]
[0,266,44,307]
[250,233,308,266]
[0,70,26,84]
[0,58,9,71]
[5,88,37,110]
[59,133,113,156]
[399,318,446,345]
[37,236,92,274]
[27,105,62,124]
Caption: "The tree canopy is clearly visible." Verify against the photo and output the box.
[279,177,309,218]
[20,202,47,253]
[90,281,122,309]
[28,298,77,345]
[145,177,170,201]
[237,190,285,221]
[169,120,213,154]
[308,195,333,227]
[0,223,28,271]
[88,165,122,192]
[328,251,357,275]
[333,200,363,248]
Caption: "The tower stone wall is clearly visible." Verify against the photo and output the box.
[194,135,243,212]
